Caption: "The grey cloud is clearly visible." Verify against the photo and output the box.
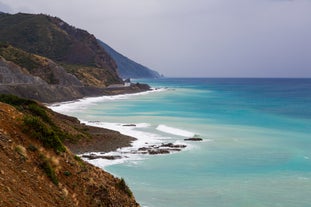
[0,1,13,13]
[1,0,311,77]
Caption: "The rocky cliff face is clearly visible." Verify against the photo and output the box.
[0,57,46,85]
[0,44,88,102]
[0,95,139,207]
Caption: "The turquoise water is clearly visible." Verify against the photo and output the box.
[51,78,311,207]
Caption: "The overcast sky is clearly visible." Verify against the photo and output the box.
[1,0,311,77]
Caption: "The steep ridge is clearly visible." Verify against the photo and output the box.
[0,12,121,86]
[0,94,139,207]
[98,40,161,79]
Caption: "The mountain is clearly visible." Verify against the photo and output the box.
[0,12,121,86]
[98,40,161,79]
[0,13,150,102]
[0,94,139,206]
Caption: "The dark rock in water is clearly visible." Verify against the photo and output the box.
[136,142,187,155]
[161,143,186,148]
[82,154,122,160]
[138,147,149,151]
[148,149,170,155]
[184,138,203,141]
[122,124,136,127]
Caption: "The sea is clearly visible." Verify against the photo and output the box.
[50,78,311,207]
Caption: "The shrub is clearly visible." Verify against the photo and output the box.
[0,94,35,109]
[40,154,58,185]
[22,115,66,153]
[15,145,27,159]
[27,145,38,152]
[117,178,133,197]
[27,103,51,123]
[63,171,71,176]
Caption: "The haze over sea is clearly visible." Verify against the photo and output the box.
[51,78,311,207]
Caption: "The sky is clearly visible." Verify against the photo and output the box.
[0,0,311,77]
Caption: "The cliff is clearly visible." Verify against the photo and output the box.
[98,40,161,79]
[0,94,139,207]
[0,44,90,102]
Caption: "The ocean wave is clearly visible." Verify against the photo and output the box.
[79,121,198,168]
[156,124,195,137]
[48,87,167,113]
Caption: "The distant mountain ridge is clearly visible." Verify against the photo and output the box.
[98,40,161,79]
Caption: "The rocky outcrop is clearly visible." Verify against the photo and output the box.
[80,142,188,161]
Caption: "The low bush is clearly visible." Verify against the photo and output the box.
[22,115,66,153]
[117,178,133,197]
[39,154,58,185]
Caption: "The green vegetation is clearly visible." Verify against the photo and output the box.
[0,13,70,61]
[0,94,70,153]
[27,103,51,123]
[117,178,133,197]
[0,13,122,88]
[22,115,66,153]
[27,144,38,152]
[63,171,71,176]
[0,44,60,85]
[15,145,27,160]
[74,155,83,162]
[0,94,37,109]
[39,154,58,185]
[61,63,119,87]
[0,44,41,72]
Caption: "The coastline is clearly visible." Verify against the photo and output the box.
[62,119,136,154]
[48,84,154,155]
[49,86,198,167]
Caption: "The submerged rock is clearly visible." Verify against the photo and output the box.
[82,154,122,160]
[136,142,187,155]
[122,124,136,127]
[184,138,203,141]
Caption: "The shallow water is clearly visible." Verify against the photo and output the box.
[50,78,311,207]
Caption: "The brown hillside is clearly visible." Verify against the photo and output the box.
[0,99,139,207]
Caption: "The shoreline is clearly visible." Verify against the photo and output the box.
[48,87,163,155]
[49,87,200,167]
[49,83,157,154]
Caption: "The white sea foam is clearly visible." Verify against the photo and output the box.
[80,121,183,168]
[83,121,171,148]
[48,88,167,113]
[156,124,195,137]
[47,88,200,168]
